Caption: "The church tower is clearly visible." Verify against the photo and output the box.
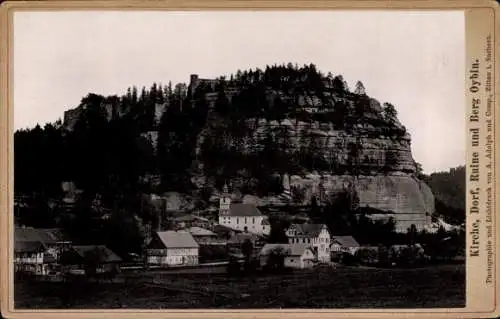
[219,182,231,216]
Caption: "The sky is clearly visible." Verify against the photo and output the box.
[13,10,465,174]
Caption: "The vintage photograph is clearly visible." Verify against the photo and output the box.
[11,10,467,309]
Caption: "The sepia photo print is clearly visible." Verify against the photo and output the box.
[1,2,498,318]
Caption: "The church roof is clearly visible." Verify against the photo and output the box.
[227,203,262,217]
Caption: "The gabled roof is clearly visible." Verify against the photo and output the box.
[71,245,122,263]
[289,244,315,257]
[187,227,216,237]
[287,223,328,238]
[15,227,71,245]
[14,241,45,253]
[156,231,199,249]
[227,203,262,217]
[259,243,314,257]
[331,236,360,248]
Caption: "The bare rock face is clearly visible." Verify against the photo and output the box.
[194,89,433,232]
[289,173,434,232]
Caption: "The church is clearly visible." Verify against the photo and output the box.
[218,184,271,236]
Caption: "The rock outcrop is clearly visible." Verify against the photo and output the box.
[192,81,433,232]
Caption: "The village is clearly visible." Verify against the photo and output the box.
[15,182,361,278]
[15,172,463,284]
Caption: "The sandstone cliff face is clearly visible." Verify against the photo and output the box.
[288,174,433,232]
[194,89,433,232]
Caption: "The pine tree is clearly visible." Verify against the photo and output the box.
[383,102,398,124]
[332,75,346,94]
[132,86,138,104]
[354,81,366,95]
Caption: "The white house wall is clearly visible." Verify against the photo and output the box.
[218,216,270,235]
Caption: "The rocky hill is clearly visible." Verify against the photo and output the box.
[16,63,434,233]
[188,71,433,232]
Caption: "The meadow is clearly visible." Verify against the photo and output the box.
[14,263,465,309]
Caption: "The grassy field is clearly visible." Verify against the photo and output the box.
[14,264,465,309]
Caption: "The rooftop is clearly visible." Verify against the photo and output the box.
[68,245,122,263]
[156,230,199,249]
[187,227,217,237]
[287,223,328,238]
[331,236,360,248]
[227,203,263,217]
[259,243,314,257]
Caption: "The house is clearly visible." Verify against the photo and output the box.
[14,241,56,275]
[330,236,360,255]
[147,230,199,267]
[60,245,122,275]
[227,232,265,258]
[14,227,72,275]
[218,184,270,236]
[212,224,239,239]
[187,227,222,245]
[259,243,316,269]
[285,223,331,262]
[174,215,210,229]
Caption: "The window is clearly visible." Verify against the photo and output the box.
[237,218,239,224]
[245,217,247,224]
[308,239,311,244]
[303,238,306,243]
[252,217,255,224]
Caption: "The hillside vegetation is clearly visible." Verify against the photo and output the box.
[423,166,465,225]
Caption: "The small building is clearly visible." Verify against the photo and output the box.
[212,224,239,239]
[227,232,265,258]
[218,184,271,236]
[187,227,221,245]
[147,230,199,267]
[259,243,316,269]
[330,236,360,256]
[285,223,331,262]
[14,241,56,275]
[174,215,210,230]
[60,245,122,275]
[14,227,72,275]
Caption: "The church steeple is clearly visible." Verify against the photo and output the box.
[219,182,231,216]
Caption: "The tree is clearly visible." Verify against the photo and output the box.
[291,185,306,205]
[383,102,398,124]
[332,75,346,94]
[266,247,286,271]
[309,196,322,222]
[268,219,289,243]
[407,224,418,246]
[241,239,254,271]
[354,81,366,95]
[214,90,230,116]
